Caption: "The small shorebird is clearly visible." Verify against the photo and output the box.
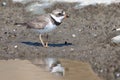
[51,63,65,76]
[44,58,65,76]
[15,9,69,47]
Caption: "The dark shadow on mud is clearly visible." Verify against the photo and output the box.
[21,42,42,46]
[21,41,72,47]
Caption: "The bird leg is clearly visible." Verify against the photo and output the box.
[39,34,46,47]
[45,42,48,47]
[45,34,49,47]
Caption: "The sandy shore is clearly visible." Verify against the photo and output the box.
[0,1,120,80]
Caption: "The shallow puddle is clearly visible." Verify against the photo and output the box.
[0,58,101,80]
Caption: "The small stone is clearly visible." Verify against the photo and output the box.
[116,73,120,77]
[70,48,74,51]
[14,45,18,48]
[78,29,82,32]
[94,63,97,65]
[2,2,7,6]
[13,29,16,32]
[72,34,76,38]
[100,69,103,73]
[116,28,120,31]
[92,33,97,37]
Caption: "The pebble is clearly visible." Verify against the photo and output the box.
[94,63,97,66]
[78,29,82,32]
[14,45,18,48]
[13,29,16,32]
[2,2,7,6]
[72,34,76,38]
[70,48,74,51]
[116,28,120,31]
[116,73,120,77]
[92,33,97,37]
[100,69,103,73]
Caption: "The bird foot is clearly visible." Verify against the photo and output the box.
[44,45,49,48]
[43,42,49,48]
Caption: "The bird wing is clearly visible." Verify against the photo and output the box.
[27,15,49,29]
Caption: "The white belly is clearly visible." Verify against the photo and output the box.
[44,22,57,32]
[35,22,57,34]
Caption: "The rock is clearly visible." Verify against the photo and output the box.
[78,29,82,32]
[14,45,18,48]
[91,33,97,37]
[115,72,120,78]
[13,29,16,32]
[116,73,120,77]
[72,34,76,38]
[100,69,103,73]
[70,48,74,51]
[2,2,7,6]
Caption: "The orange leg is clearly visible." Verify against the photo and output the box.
[45,34,49,47]
[39,34,49,48]
[39,34,45,47]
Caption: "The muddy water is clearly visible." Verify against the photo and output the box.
[60,59,101,80]
[0,59,101,80]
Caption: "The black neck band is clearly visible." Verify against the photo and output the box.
[50,16,61,26]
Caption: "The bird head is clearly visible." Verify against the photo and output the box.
[50,9,69,23]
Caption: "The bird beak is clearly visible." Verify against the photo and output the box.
[64,14,69,18]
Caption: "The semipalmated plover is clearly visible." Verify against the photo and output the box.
[44,58,65,76]
[15,9,69,47]
[51,64,65,76]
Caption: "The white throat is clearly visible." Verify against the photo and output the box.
[50,14,64,23]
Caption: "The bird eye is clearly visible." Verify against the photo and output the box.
[58,13,63,16]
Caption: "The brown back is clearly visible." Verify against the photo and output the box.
[27,14,50,29]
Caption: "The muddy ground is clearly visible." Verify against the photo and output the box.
[0,1,120,80]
